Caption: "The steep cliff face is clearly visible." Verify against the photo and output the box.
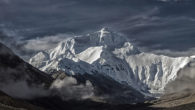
[29,28,193,96]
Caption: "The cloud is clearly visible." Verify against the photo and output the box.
[148,48,195,57]
[24,34,73,51]
[165,59,195,93]
[0,30,73,60]
[0,81,49,99]
[1,0,195,59]
[50,77,94,100]
[0,0,11,4]
[158,0,185,2]
[0,76,94,100]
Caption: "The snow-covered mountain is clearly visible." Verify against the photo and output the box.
[29,28,194,96]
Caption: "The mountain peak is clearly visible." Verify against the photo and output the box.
[99,27,110,33]
[99,27,110,42]
[81,27,129,49]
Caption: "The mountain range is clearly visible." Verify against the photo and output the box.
[30,28,194,97]
[0,28,195,110]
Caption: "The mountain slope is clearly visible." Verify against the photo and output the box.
[152,58,195,108]
[0,42,53,84]
[29,28,193,96]
[0,42,52,109]
[0,90,45,110]
[72,73,147,104]
[49,69,147,104]
[0,42,53,99]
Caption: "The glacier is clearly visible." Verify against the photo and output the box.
[29,28,194,97]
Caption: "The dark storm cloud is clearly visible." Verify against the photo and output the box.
[0,0,195,58]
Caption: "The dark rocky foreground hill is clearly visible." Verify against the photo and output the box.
[0,90,195,110]
[0,42,53,86]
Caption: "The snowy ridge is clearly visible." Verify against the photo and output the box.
[29,28,193,96]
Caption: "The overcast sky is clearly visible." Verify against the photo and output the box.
[0,0,195,59]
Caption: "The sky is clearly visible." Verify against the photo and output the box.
[0,0,195,59]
